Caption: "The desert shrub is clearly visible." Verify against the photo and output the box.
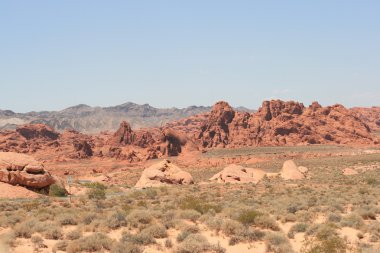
[358,207,377,220]
[238,227,266,242]
[107,211,127,229]
[82,213,97,225]
[141,224,168,238]
[111,242,142,253]
[366,178,378,185]
[14,219,37,238]
[127,210,152,227]
[82,182,107,190]
[221,219,244,236]
[178,196,222,214]
[288,223,308,238]
[44,225,63,240]
[31,235,44,249]
[58,213,78,225]
[201,215,223,232]
[301,225,348,253]
[176,234,211,253]
[66,229,82,240]
[177,224,200,242]
[49,184,68,197]
[284,213,297,222]
[121,231,156,245]
[237,210,262,226]
[183,224,200,234]
[179,209,201,222]
[265,232,294,253]
[254,215,280,231]
[165,239,173,248]
[366,221,380,242]
[327,212,342,223]
[53,240,68,253]
[87,188,106,200]
[144,188,158,199]
[66,233,113,253]
[0,211,24,227]
[341,213,365,229]
[177,231,191,243]
[1,231,16,248]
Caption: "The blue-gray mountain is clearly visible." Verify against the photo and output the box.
[0,102,254,134]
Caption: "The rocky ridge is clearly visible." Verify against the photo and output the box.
[0,100,378,163]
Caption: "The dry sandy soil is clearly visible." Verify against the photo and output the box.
[1,145,380,253]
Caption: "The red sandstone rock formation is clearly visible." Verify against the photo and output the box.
[0,100,378,165]
[0,152,55,189]
[16,124,59,140]
[351,107,380,132]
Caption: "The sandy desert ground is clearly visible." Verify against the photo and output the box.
[1,145,380,253]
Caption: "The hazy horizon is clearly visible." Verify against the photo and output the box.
[1,1,379,112]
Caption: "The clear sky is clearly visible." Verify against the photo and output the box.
[0,1,379,112]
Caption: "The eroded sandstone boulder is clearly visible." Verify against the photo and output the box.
[135,160,193,188]
[280,160,309,180]
[198,101,235,148]
[209,164,266,184]
[0,152,55,189]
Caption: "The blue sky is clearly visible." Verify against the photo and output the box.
[0,1,379,112]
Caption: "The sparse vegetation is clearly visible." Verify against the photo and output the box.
[1,147,380,253]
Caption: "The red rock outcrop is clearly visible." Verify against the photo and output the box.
[171,100,378,147]
[351,107,380,132]
[110,121,155,148]
[0,152,55,189]
[198,101,235,148]
[16,124,59,140]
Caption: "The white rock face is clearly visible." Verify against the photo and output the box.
[135,160,194,188]
[280,160,309,180]
[209,164,266,184]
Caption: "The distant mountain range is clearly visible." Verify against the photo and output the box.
[0,102,255,133]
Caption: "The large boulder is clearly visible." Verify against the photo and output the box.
[135,160,194,188]
[209,164,266,184]
[0,152,55,189]
[280,160,309,180]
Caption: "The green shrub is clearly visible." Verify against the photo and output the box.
[87,188,106,200]
[82,182,107,190]
[179,196,222,214]
[49,184,68,197]
[237,210,262,226]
